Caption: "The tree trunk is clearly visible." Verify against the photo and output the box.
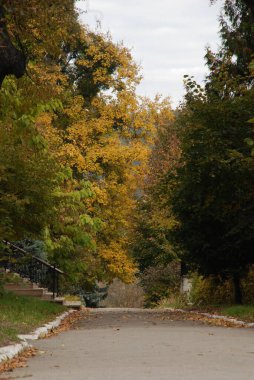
[0,5,26,86]
[233,273,242,304]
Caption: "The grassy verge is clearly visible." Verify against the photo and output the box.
[187,305,254,323]
[183,305,254,323]
[220,305,254,322]
[157,296,254,323]
[182,304,254,322]
[0,292,66,347]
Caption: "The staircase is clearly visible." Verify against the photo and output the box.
[3,274,82,308]
[1,241,82,308]
[1,240,63,299]
[4,280,54,300]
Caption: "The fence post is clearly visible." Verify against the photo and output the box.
[53,265,56,300]
[56,272,59,297]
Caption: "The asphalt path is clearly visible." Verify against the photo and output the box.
[1,308,254,380]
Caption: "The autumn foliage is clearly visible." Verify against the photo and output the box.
[0,1,169,289]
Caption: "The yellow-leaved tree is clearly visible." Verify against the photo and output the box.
[38,29,161,283]
[1,1,172,291]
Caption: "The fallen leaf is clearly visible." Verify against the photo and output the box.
[0,309,89,375]
[0,348,37,374]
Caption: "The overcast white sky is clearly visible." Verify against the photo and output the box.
[78,0,223,107]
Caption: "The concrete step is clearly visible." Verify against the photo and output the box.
[6,287,45,297]
[4,282,33,290]
[4,275,82,305]
[21,278,38,289]
[41,292,54,301]
[53,297,65,304]
[63,300,82,310]
[4,272,56,301]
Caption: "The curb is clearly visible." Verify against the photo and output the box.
[165,307,254,328]
[0,310,75,363]
[0,341,30,364]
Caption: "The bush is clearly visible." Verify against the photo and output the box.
[14,239,48,261]
[62,282,108,308]
[139,262,181,307]
[100,279,144,308]
[241,267,254,304]
[158,292,189,309]
[189,274,234,306]
[189,268,254,306]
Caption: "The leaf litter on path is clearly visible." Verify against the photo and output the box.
[0,308,89,375]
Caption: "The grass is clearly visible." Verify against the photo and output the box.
[64,294,81,301]
[221,305,254,322]
[157,294,190,309]
[157,294,254,323]
[183,304,254,323]
[184,304,254,323]
[0,291,66,347]
[2,272,31,287]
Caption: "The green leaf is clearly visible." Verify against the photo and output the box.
[244,138,254,146]
[248,60,254,70]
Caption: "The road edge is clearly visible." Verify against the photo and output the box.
[165,307,254,328]
[0,310,75,363]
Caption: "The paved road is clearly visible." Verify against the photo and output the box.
[1,308,254,380]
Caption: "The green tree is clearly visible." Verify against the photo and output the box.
[170,0,254,303]
[172,89,254,303]
[0,79,62,242]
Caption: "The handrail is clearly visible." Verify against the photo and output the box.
[3,240,64,274]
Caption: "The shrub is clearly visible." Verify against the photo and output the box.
[241,267,254,304]
[139,262,181,307]
[190,274,234,306]
[100,279,144,308]
[158,292,189,309]
[189,268,254,306]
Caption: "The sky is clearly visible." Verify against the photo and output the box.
[78,0,223,107]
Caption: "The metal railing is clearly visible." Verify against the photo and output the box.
[1,240,64,299]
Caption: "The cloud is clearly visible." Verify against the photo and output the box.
[79,0,223,107]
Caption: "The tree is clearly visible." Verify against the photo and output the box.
[50,89,160,283]
[172,89,254,303]
[0,1,81,86]
[207,0,254,90]
[0,79,62,242]
[129,99,183,303]
[0,5,26,85]
[170,0,254,303]
[131,102,179,272]
[0,2,141,289]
